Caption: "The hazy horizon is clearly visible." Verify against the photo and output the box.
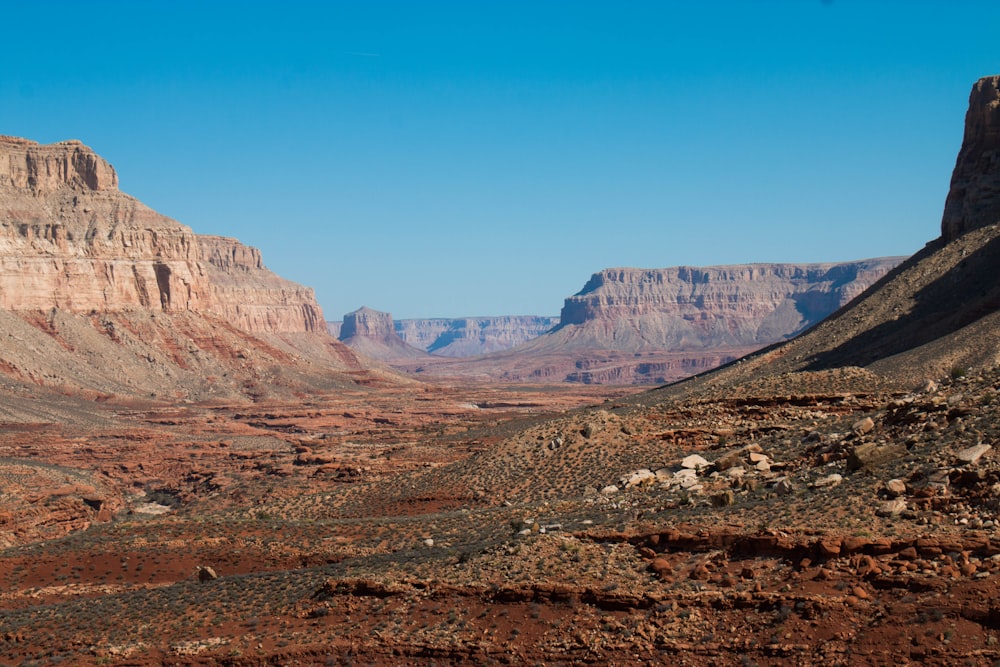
[2,1,997,320]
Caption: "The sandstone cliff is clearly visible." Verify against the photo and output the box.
[383,258,901,384]
[199,235,323,334]
[0,136,373,402]
[942,75,1000,242]
[0,135,322,334]
[548,259,902,353]
[338,306,428,361]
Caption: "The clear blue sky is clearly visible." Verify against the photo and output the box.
[2,1,997,320]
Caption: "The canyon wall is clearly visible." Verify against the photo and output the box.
[338,307,427,361]
[330,314,559,357]
[394,316,559,356]
[381,258,902,385]
[942,75,1000,242]
[0,135,371,401]
[547,259,903,352]
[0,136,322,334]
[199,235,323,334]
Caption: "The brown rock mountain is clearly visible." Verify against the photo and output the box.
[551,259,902,351]
[338,306,428,361]
[332,314,560,357]
[0,136,322,334]
[386,258,901,384]
[942,75,1000,242]
[0,136,372,402]
[394,315,559,356]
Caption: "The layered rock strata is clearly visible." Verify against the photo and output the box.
[0,136,322,334]
[394,316,559,356]
[383,259,901,384]
[199,235,323,333]
[339,307,427,361]
[550,259,903,352]
[0,136,371,400]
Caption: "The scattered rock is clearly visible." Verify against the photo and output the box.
[816,538,841,558]
[773,478,794,495]
[847,442,906,472]
[621,469,656,489]
[649,557,672,581]
[714,451,743,471]
[710,490,735,507]
[884,479,907,497]
[813,473,843,488]
[681,454,710,469]
[852,417,875,435]
[956,443,991,465]
[876,498,907,517]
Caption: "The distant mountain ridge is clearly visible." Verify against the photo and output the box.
[542,258,903,353]
[329,314,559,358]
[336,257,901,384]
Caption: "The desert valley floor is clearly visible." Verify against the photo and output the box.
[2,368,1000,666]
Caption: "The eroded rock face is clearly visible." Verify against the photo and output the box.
[340,307,396,341]
[942,75,1000,242]
[0,136,118,192]
[0,136,322,333]
[339,307,427,361]
[553,259,902,351]
[199,235,323,333]
[394,316,559,356]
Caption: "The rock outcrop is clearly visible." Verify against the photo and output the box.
[942,75,1000,242]
[338,307,428,361]
[394,316,559,356]
[0,136,373,401]
[199,235,323,334]
[0,136,322,333]
[340,307,396,341]
[551,259,902,352]
[382,258,901,384]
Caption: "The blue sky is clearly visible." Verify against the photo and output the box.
[2,1,997,320]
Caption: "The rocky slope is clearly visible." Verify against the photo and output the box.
[0,136,370,402]
[4,76,1000,667]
